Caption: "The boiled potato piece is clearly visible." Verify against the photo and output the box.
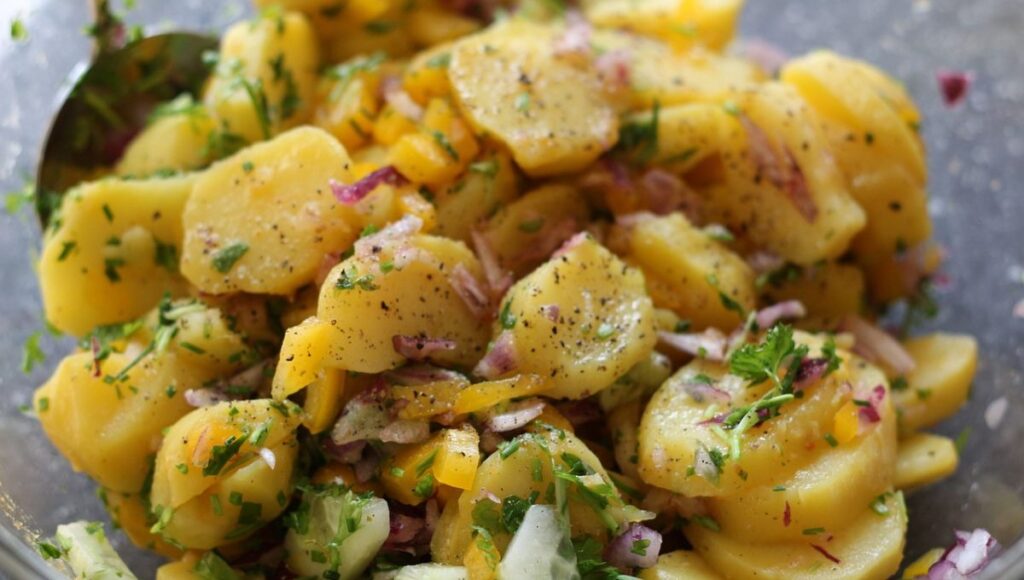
[637,337,863,497]
[704,82,866,265]
[607,400,643,479]
[644,103,738,172]
[584,0,742,51]
[116,102,216,176]
[688,493,907,580]
[598,351,673,411]
[181,127,360,295]
[491,235,656,399]
[151,399,302,509]
[34,348,219,493]
[203,11,319,143]
[101,490,182,559]
[150,400,301,549]
[40,174,195,336]
[313,60,382,151]
[707,393,897,542]
[760,262,866,329]
[434,149,520,243]
[448,21,618,177]
[155,552,203,580]
[272,316,336,400]
[624,213,756,330]
[431,430,636,564]
[640,550,723,580]
[316,231,491,372]
[895,433,958,490]
[892,334,978,434]
[482,184,590,278]
[591,31,760,111]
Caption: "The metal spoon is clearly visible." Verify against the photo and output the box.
[34,0,216,226]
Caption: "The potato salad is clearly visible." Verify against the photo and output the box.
[29,0,993,578]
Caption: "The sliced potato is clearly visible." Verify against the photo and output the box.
[493,235,656,399]
[40,174,196,336]
[892,333,978,434]
[688,493,907,580]
[624,212,756,330]
[448,21,618,177]
[760,262,866,329]
[180,126,359,295]
[895,432,958,490]
[639,550,723,580]
[317,233,491,373]
[434,149,520,244]
[116,105,216,176]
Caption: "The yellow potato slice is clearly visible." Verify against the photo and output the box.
[893,333,978,434]
[895,432,958,490]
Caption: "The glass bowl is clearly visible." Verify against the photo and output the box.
[0,0,1021,577]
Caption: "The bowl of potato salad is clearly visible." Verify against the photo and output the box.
[2,0,1023,578]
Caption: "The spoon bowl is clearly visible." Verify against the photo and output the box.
[34,31,216,226]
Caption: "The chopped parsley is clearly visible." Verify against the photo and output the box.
[616,100,660,165]
[37,397,49,412]
[891,376,909,392]
[499,301,516,330]
[469,159,499,178]
[211,242,249,273]
[870,493,892,516]
[10,18,27,41]
[630,538,651,555]
[413,473,435,498]
[425,52,451,69]
[518,218,545,233]
[148,95,204,124]
[691,514,720,532]
[165,385,176,398]
[514,92,531,113]
[498,439,522,459]
[101,204,114,222]
[57,241,76,261]
[822,337,842,375]
[193,552,238,579]
[154,240,178,272]
[802,527,826,536]
[824,433,838,448]
[203,435,246,476]
[103,257,126,282]
[431,131,460,161]
[241,161,254,173]
[722,101,741,116]
[364,20,397,34]
[415,450,438,476]
[36,541,62,560]
[4,182,34,214]
[595,323,615,341]
[21,332,44,374]
[707,274,747,318]
[335,267,378,291]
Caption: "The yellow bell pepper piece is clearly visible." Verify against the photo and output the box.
[312,463,384,495]
[303,369,346,434]
[433,426,480,490]
[272,317,334,400]
[391,376,471,419]
[833,399,860,445]
[398,189,439,232]
[902,548,945,579]
[374,105,419,146]
[380,434,446,505]
[453,375,550,415]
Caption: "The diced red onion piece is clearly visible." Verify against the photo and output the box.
[683,379,731,405]
[604,524,662,569]
[554,399,603,427]
[746,251,786,275]
[657,329,728,361]
[552,231,589,259]
[741,38,790,74]
[354,452,379,482]
[258,448,277,470]
[603,157,632,190]
[485,399,545,432]
[755,300,807,330]
[794,358,828,391]
[783,501,791,527]
[330,166,408,205]
[449,263,493,321]
[479,430,504,454]
[392,334,457,360]
[615,212,655,229]
[382,76,424,121]
[553,10,592,56]
[379,419,431,444]
[811,544,841,564]
[324,439,367,464]
[473,331,518,379]
[929,528,999,578]
[595,49,632,91]
[355,214,424,259]
[332,381,391,445]
[693,446,719,482]
[740,115,817,222]
[424,499,440,534]
[840,315,916,375]
[184,388,230,408]
[470,230,513,299]
[640,168,690,215]
[936,70,973,108]
[387,513,425,546]
[1012,299,1024,319]
[541,304,560,322]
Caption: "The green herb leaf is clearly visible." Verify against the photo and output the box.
[211,242,249,273]
[431,131,460,161]
[21,332,44,374]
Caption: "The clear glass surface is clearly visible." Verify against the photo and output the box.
[0,0,1022,577]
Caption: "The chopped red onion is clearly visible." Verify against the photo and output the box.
[746,250,786,275]
[840,315,916,375]
[541,304,560,322]
[473,331,518,379]
[382,76,424,121]
[740,116,817,222]
[595,49,632,91]
[354,452,380,483]
[741,38,789,74]
[386,513,426,546]
[755,300,807,330]
[259,448,277,470]
[324,439,367,464]
[424,499,440,535]
[985,397,1008,429]
[385,364,467,386]
[783,501,791,527]
[683,379,731,405]
[470,230,513,299]
[929,528,999,578]
[554,399,603,427]
[379,419,431,444]
[552,231,589,259]
[184,388,230,408]
[449,263,493,321]
[811,544,841,564]
[392,335,457,361]
[640,168,691,215]
[604,524,662,569]
[330,166,408,205]
[355,215,424,259]
[615,212,655,229]
[936,70,973,108]
[693,446,720,483]
[332,382,392,445]
[794,358,828,391]
[479,429,504,454]
[1012,299,1024,319]
[90,336,104,378]
[553,11,592,56]
[657,328,728,361]
[485,399,545,432]
[511,218,580,269]
[603,157,632,190]
[856,385,887,426]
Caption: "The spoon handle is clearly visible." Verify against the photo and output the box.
[87,0,124,57]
